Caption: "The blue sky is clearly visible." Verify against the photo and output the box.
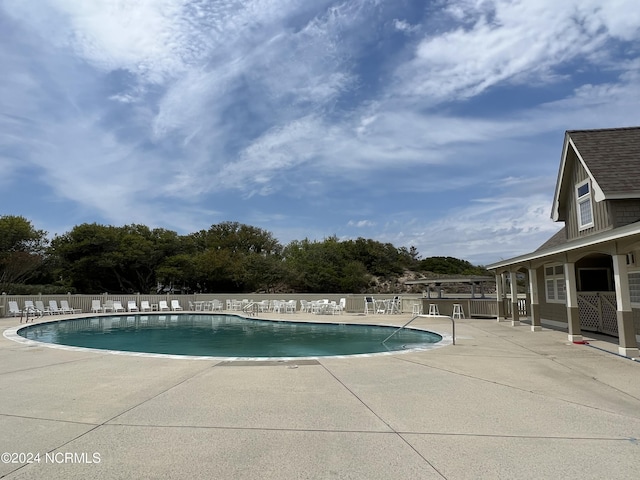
[1,0,639,265]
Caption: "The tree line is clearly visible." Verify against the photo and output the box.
[0,215,489,294]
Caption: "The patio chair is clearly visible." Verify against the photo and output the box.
[311,300,329,314]
[102,300,114,312]
[49,300,63,315]
[91,300,102,313]
[211,299,223,311]
[127,300,139,312]
[333,298,346,315]
[140,300,151,312]
[35,300,52,315]
[112,301,125,313]
[158,300,170,311]
[272,300,284,313]
[299,300,310,312]
[384,296,400,314]
[285,300,296,313]
[60,300,81,314]
[24,300,40,314]
[364,297,375,315]
[171,300,183,311]
[8,301,22,317]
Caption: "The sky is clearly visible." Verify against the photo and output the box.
[1,0,639,266]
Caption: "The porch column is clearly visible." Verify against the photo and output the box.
[564,262,582,342]
[495,273,506,321]
[612,254,640,358]
[510,270,519,326]
[528,267,541,331]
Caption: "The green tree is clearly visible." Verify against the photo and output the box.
[0,215,48,292]
[282,237,370,292]
[50,224,188,293]
[419,256,489,276]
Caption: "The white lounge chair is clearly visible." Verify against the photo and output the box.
[8,301,22,317]
[102,300,114,312]
[171,300,183,311]
[24,300,40,314]
[49,300,63,315]
[60,300,81,314]
[112,301,125,312]
[127,300,139,312]
[35,300,51,315]
[91,300,102,313]
[140,300,151,312]
[158,300,170,311]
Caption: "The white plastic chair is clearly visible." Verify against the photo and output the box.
[211,300,223,311]
[36,300,52,315]
[171,300,183,311]
[364,297,375,315]
[285,300,297,313]
[8,301,22,317]
[60,300,81,314]
[48,300,63,315]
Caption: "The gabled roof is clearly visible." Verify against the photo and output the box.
[551,126,640,221]
[534,227,566,252]
[487,219,640,270]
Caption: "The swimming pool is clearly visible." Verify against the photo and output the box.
[15,314,443,359]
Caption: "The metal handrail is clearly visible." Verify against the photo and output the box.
[21,306,43,323]
[382,314,456,345]
[242,302,259,316]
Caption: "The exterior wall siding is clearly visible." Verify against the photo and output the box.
[633,308,640,336]
[536,266,568,324]
[609,199,640,228]
[565,149,611,241]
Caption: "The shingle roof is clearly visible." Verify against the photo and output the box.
[535,227,566,252]
[568,126,640,197]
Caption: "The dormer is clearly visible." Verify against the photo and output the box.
[551,127,640,241]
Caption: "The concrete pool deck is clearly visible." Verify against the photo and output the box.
[0,312,639,479]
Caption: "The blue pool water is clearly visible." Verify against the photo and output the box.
[18,314,442,358]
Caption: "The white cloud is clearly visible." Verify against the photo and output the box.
[379,193,563,265]
[1,0,639,264]
[395,0,638,103]
[393,19,418,33]
[348,220,376,228]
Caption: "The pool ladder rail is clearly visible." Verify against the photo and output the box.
[21,306,44,324]
[381,314,456,346]
[242,302,259,317]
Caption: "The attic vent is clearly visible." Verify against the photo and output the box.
[627,253,636,266]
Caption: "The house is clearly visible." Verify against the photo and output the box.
[487,126,640,358]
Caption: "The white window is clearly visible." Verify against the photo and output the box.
[576,180,593,230]
[544,264,566,303]
[629,272,640,305]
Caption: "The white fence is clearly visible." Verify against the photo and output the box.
[2,293,502,318]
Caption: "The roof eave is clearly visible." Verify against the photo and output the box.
[486,221,640,270]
